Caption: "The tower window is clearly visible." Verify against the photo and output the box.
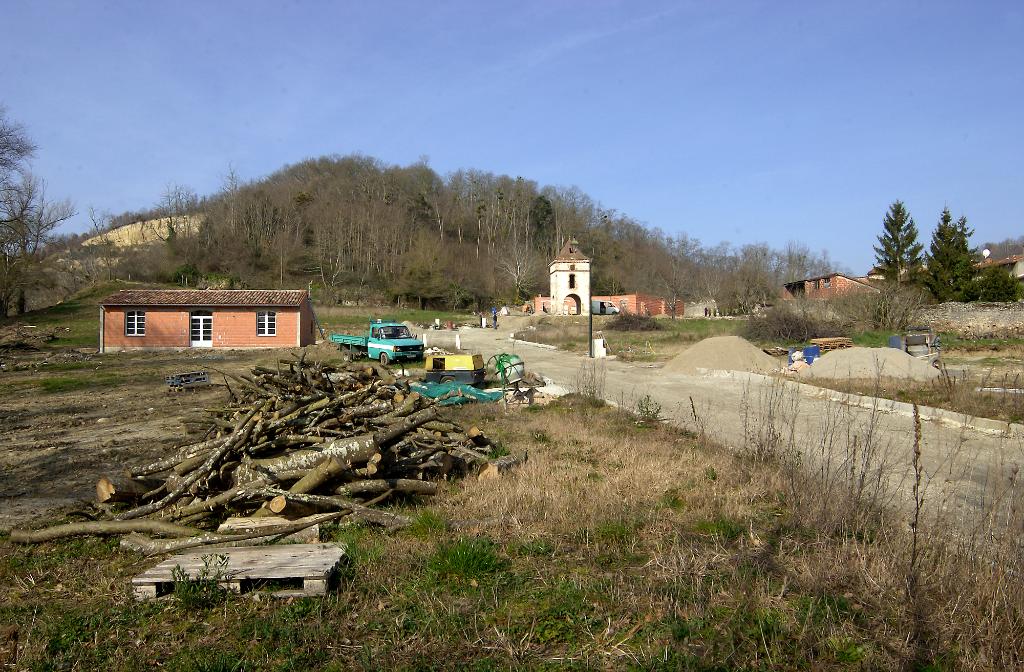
[569,274,576,289]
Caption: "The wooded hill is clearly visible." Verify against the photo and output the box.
[60,154,838,313]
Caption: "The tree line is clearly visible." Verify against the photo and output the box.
[873,200,1021,302]
[51,152,837,315]
[0,106,75,315]
[8,101,1020,317]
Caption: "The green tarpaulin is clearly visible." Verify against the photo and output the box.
[410,381,504,406]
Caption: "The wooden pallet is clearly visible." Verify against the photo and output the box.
[809,337,853,352]
[165,370,210,391]
[132,543,346,600]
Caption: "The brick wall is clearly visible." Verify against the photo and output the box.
[103,307,189,350]
[208,308,301,347]
[784,275,877,300]
[530,293,672,316]
[101,306,304,351]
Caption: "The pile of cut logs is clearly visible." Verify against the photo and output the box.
[11,357,515,554]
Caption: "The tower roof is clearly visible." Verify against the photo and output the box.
[551,238,589,263]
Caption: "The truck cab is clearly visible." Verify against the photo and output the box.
[330,320,424,365]
[366,322,423,364]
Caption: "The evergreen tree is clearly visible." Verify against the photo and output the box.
[873,200,924,284]
[924,208,975,301]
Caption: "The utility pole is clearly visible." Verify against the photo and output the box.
[588,274,594,358]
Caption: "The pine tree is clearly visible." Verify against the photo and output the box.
[924,208,975,301]
[873,200,924,284]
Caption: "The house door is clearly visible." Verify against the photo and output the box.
[190,311,213,347]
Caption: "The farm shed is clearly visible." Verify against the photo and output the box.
[99,289,316,353]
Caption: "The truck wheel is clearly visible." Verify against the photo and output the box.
[379,352,390,366]
[440,376,455,384]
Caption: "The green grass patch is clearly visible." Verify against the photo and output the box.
[426,537,507,583]
[38,373,121,394]
[407,510,448,539]
[694,517,745,541]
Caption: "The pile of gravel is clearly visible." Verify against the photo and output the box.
[664,335,781,375]
[798,347,940,382]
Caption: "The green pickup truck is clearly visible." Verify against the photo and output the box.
[330,320,424,365]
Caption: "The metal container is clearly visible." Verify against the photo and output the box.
[494,353,525,384]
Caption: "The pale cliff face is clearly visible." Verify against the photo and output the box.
[82,215,203,249]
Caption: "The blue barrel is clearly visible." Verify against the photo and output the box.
[788,345,822,365]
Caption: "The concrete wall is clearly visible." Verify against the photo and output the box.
[919,301,1024,338]
[101,306,307,351]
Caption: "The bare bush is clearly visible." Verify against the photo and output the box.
[742,299,846,342]
[833,283,929,331]
[605,313,662,331]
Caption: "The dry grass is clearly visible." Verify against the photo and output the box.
[2,391,1024,669]
[799,368,1024,424]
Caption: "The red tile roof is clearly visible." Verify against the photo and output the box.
[101,289,308,307]
[551,238,590,263]
[977,254,1024,269]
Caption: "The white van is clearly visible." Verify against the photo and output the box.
[591,300,620,315]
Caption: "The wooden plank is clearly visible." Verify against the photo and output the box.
[133,543,345,585]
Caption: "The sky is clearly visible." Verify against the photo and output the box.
[2,0,1022,273]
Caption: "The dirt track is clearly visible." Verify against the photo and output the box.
[453,317,1024,518]
[2,322,1021,529]
[0,350,266,530]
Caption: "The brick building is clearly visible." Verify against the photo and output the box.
[99,289,317,352]
[781,273,878,300]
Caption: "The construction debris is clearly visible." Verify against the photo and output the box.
[0,324,64,352]
[10,357,513,554]
[809,336,854,353]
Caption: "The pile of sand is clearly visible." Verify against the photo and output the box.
[664,335,780,374]
[798,347,940,382]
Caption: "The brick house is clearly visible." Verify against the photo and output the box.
[781,273,878,300]
[99,289,317,353]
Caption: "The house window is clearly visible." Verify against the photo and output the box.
[569,273,576,289]
[125,310,146,336]
[823,277,832,289]
[257,311,276,336]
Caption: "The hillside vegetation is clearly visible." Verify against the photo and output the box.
[52,155,837,315]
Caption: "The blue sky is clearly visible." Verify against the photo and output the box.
[2,0,1022,272]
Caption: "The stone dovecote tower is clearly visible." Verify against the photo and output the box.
[549,238,590,315]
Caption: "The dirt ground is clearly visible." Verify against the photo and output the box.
[0,347,304,530]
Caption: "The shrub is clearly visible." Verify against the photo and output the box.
[743,300,845,342]
[635,394,663,423]
[962,267,1023,302]
[606,313,663,331]
[834,283,928,331]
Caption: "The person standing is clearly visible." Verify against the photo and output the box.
[491,306,498,329]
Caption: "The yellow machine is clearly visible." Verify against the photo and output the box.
[424,354,486,386]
